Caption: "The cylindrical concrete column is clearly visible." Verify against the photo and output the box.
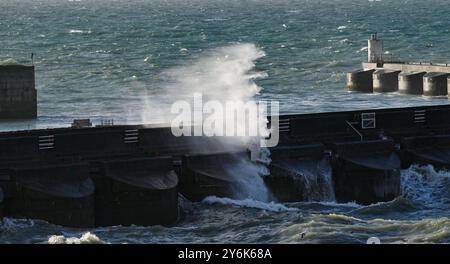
[423,72,450,96]
[0,187,3,221]
[373,69,401,93]
[398,72,426,95]
[347,69,375,93]
[448,76,450,98]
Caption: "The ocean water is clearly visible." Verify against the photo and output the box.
[1,165,449,244]
[1,0,450,244]
[2,0,450,130]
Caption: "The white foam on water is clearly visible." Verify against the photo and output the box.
[315,158,336,201]
[203,196,298,212]
[224,155,272,202]
[359,47,368,52]
[305,201,361,208]
[69,29,92,34]
[0,58,19,65]
[286,158,336,202]
[401,164,450,206]
[0,218,36,229]
[47,232,106,244]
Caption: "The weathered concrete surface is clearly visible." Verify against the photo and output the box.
[398,71,426,95]
[373,69,401,93]
[347,69,375,93]
[423,72,450,96]
[401,135,450,169]
[332,140,401,205]
[361,63,450,96]
[9,163,95,227]
[180,152,250,201]
[448,76,450,97]
[4,104,450,225]
[0,187,3,221]
[94,156,178,227]
[363,62,450,73]
[368,33,384,64]
[265,144,333,202]
[0,65,37,119]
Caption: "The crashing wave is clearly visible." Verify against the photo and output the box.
[202,196,298,212]
[47,232,106,244]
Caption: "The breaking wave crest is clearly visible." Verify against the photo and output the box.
[401,164,450,207]
[202,196,298,212]
[47,232,106,244]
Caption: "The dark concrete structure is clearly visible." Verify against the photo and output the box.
[0,187,3,221]
[373,69,401,93]
[8,163,95,227]
[4,104,450,225]
[180,152,249,201]
[331,140,401,205]
[265,144,332,202]
[398,71,426,95]
[347,69,375,93]
[93,156,178,227]
[0,65,37,119]
[401,135,450,169]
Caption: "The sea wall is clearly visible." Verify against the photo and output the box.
[0,65,37,119]
[3,104,450,225]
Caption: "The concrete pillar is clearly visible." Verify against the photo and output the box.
[332,140,401,205]
[95,157,179,227]
[0,187,3,221]
[347,69,375,93]
[448,76,450,97]
[373,69,401,93]
[423,72,450,96]
[10,163,95,228]
[398,71,426,95]
[0,65,37,119]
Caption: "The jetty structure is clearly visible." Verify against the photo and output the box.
[347,33,450,95]
[0,64,37,119]
[3,103,450,226]
[4,44,450,227]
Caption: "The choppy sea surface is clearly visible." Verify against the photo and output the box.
[1,0,450,243]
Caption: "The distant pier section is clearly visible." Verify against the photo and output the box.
[0,64,37,119]
[347,33,450,96]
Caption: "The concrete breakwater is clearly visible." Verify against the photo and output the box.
[347,34,450,96]
[0,65,37,119]
[348,63,450,96]
[3,104,450,226]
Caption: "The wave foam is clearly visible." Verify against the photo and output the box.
[202,196,298,212]
[1,218,37,229]
[401,165,450,206]
[48,232,106,244]
[69,29,92,34]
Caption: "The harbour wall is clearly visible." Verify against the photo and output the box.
[0,65,37,119]
[348,62,450,95]
[3,104,450,226]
